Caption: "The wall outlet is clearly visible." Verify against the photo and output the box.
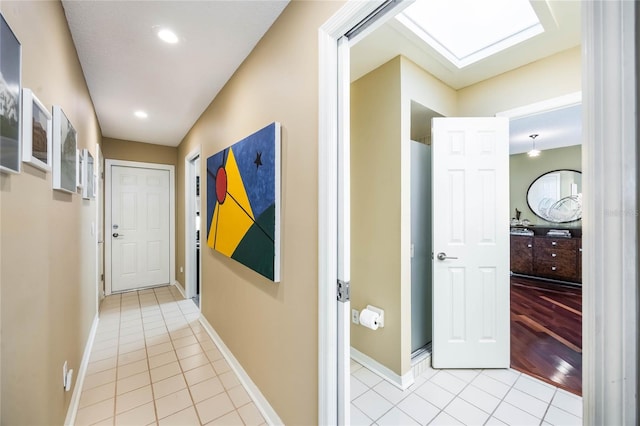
[352,309,359,324]
[65,369,73,392]
[180,266,184,273]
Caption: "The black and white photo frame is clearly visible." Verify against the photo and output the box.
[82,148,95,200]
[0,14,22,174]
[21,89,52,171]
[52,105,77,193]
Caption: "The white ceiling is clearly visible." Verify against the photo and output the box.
[351,0,582,153]
[61,1,580,150]
[62,0,289,147]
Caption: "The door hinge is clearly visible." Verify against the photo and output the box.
[101,273,104,282]
[337,279,350,302]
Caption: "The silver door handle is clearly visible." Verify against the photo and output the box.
[437,252,458,261]
[112,233,124,238]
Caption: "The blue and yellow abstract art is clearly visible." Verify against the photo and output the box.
[206,122,280,282]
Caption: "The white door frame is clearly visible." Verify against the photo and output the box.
[105,159,176,295]
[185,147,201,301]
[318,1,637,424]
[95,144,104,311]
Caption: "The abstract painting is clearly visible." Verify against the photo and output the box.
[0,14,21,174]
[207,122,280,282]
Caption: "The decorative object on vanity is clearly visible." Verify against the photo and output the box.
[21,89,52,171]
[527,169,582,223]
[206,122,281,282]
[546,229,572,238]
[0,13,22,174]
[52,105,78,193]
[510,227,534,236]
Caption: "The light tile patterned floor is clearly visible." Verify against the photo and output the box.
[351,360,583,426]
[75,286,266,426]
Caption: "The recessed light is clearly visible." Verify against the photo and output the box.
[134,110,148,119]
[157,28,179,44]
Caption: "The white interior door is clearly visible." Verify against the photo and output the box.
[431,117,510,368]
[111,165,171,292]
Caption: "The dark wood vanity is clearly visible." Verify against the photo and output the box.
[510,227,582,284]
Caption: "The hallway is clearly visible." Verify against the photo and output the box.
[74,286,266,425]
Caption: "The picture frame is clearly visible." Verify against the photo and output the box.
[76,148,82,189]
[206,122,281,282]
[82,148,95,200]
[0,13,22,174]
[52,105,77,193]
[21,89,51,171]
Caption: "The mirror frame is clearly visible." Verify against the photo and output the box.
[526,169,582,224]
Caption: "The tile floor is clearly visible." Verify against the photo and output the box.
[76,285,582,425]
[351,360,583,426]
[75,286,266,426]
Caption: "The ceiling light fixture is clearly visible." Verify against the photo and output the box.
[134,110,148,119]
[157,28,179,44]
[527,134,541,157]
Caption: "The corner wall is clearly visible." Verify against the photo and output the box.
[350,57,403,374]
[0,1,102,424]
[175,2,343,423]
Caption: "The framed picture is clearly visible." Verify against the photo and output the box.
[52,105,77,193]
[0,14,22,174]
[82,148,95,200]
[76,149,82,189]
[206,122,281,282]
[21,89,51,171]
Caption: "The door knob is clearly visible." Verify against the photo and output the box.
[112,233,124,238]
[437,252,458,261]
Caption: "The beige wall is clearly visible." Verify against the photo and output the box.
[0,1,102,424]
[510,145,582,226]
[175,1,343,423]
[350,58,403,374]
[101,137,178,167]
[458,46,582,116]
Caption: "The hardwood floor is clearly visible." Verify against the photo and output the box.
[510,275,582,396]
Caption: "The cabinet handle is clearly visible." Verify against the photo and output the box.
[551,241,557,246]
[551,253,557,257]
[527,244,532,248]
[551,266,557,271]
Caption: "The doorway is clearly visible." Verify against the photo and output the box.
[185,148,202,306]
[499,94,583,395]
[319,1,637,425]
[104,159,176,294]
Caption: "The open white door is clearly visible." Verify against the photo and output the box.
[431,117,510,368]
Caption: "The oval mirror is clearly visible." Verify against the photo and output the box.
[527,169,582,223]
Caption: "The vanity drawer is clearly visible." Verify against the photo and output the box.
[534,260,577,281]
[535,238,577,251]
[533,246,576,262]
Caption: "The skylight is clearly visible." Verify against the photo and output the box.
[396,0,544,69]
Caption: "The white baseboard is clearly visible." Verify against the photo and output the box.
[351,347,414,390]
[172,280,186,298]
[65,314,100,426]
[199,315,283,426]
